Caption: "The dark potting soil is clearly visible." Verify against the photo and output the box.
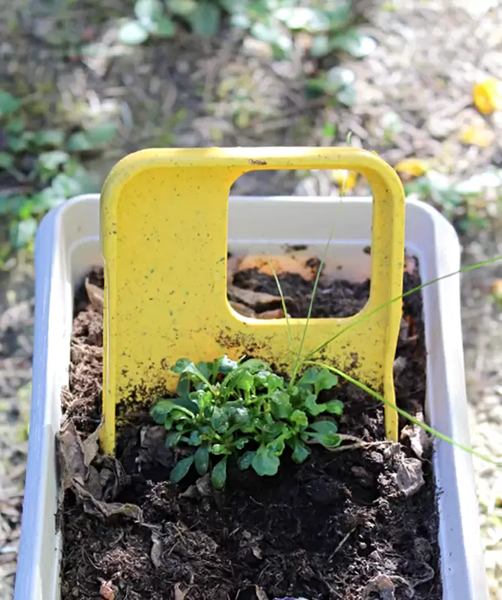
[60,263,441,600]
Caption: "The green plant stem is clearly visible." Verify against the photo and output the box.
[267,259,295,373]
[300,254,502,368]
[289,218,335,386]
[305,360,501,467]
[290,172,353,387]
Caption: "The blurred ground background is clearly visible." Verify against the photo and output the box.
[1,0,502,597]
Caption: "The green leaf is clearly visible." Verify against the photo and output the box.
[325,400,343,415]
[261,421,288,442]
[178,361,213,386]
[270,391,292,419]
[240,359,270,373]
[165,430,183,448]
[210,406,229,432]
[290,409,308,428]
[28,188,64,213]
[308,420,341,448]
[252,444,280,476]
[323,122,337,138]
[151,398,195,424]
[267,437,285,456]
[195,361,213,381]
[273,34,294,60]
[177,375,190,397]
[172,358,193,373]
[170,455,195,483]
[297,368,338,396]
[189,3,221,36]
[309,420,339,435]
[306,78,329,99]
[289,437,311,464]
[5,118,24,134]
[251,20,282,44]
[49,172,86,199]
[38,150,69,173]
[326,67,355,91]
[311,35,331,57]
[186,429,201,446]
[217,0,238,12]
[67,132,92,152]
[328,4,353,30]
[32,129,65,148]
[238,450,256,471]
[330,30,376,58]
[0,152,14,170]
[10,218,37,250]
[230,12,251,29]
[304,394,325,417]
[211,443,229,455]
[234,437,249,450]
[234,370,254,392]
[216,355,238,374]
[0,91,21,116]
[150,18,176,38]
[229,405,251,427]
[315,370,339,394]
[7,135,27,153]
[211,457,227,489]
[61,159,100,194]
[86,123,117,146]
[297,368,319,389]
[134,0,163,27]
[119,20,149,45]
[195,445,209,475]
[170,0,197,16]
[264,373,284,393]
[336,85,357,107]
[275,7,331,33]
[151,399,177,423]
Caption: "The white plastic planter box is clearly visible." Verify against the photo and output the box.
[15,194,487,600]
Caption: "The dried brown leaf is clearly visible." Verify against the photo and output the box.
[100,580,116,600]
[174,583,186,600]
[85,278,104,313]
[229,301,256,318]
[195,473,212,497]
[227,255,242,281]
[140,426,173,468]
[257,308,285,319]
[400,412,431,459]
[58,420,87,491]
[99,455,129,501]
[362,574,395,600]
[228,285,286,310]
[76,481,142,521]
[151,529,163,568]
[237,255,317,280]
[83,421,102,466]
[395,457,425,498]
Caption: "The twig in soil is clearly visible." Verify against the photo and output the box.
[314,570,343,599]
[248,496,265,508]
[328,527,357,562]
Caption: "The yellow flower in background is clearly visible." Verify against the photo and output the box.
[333,169,358,191]
[460,126,491,148]
[395,159,428,178]
[473,78,502,115]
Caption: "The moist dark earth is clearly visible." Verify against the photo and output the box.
[60,262,441,600]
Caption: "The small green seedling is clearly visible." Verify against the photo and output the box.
[151,356,343,489]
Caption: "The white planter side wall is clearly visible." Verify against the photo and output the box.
[15,195,487,600]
